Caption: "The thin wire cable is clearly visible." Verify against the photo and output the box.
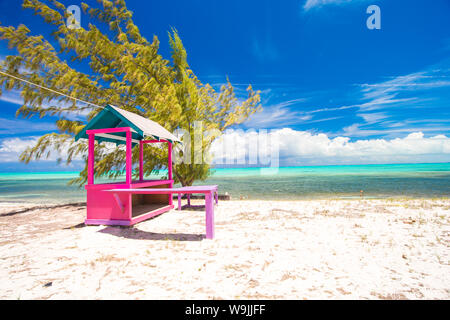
[0,69,104,109]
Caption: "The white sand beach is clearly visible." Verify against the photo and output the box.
[0,199,449,299]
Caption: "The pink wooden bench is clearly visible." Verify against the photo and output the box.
[106,185,218,239]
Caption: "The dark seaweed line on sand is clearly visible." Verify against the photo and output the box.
[0,202,86,217]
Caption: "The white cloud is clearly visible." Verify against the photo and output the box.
[0,137,39,162]
[0,90,24,106]
[2,129,450,167]
[303,0,368,11]
[276,129,450,158]
[242,67,450,132]
[0,136,84,163]
[243,98,311,128]
[278,66,450,138]
[0,89,93,120]
[320,70,450,115]
[211,128,450,166]
[357,112,388,124]
[342,122,450,137]
[0,117,56,135]
[360,71,450,101]
[350,68,450,119]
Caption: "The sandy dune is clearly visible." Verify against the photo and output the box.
[0,199,449,299]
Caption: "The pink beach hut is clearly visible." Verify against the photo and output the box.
[75,105,218,239]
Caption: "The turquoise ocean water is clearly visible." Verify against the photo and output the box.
[0,163,449,204]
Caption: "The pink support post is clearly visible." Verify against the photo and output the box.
[168,142,173,180]
[178,194,181,210]
[126,130,132,185]
[88,133,95,185]
[139,140,144,181]
[168,141,173,206]
[205,191,214,239]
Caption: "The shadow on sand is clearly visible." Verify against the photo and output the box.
[98,226,205,241]
[180,204,206,211]
[63,222,87,229]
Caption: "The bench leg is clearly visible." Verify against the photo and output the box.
[215,191,218,205]
[187,194,191,207]
[205,191,214,239]
[178,193,181,210]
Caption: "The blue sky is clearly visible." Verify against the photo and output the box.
[0,0,450,170]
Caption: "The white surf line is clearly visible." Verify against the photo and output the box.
[0,69,104,110]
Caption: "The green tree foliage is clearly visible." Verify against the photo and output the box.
[0,0,261,186]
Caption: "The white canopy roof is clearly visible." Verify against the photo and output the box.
[75,105,181,144]
[109,105,181,142]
